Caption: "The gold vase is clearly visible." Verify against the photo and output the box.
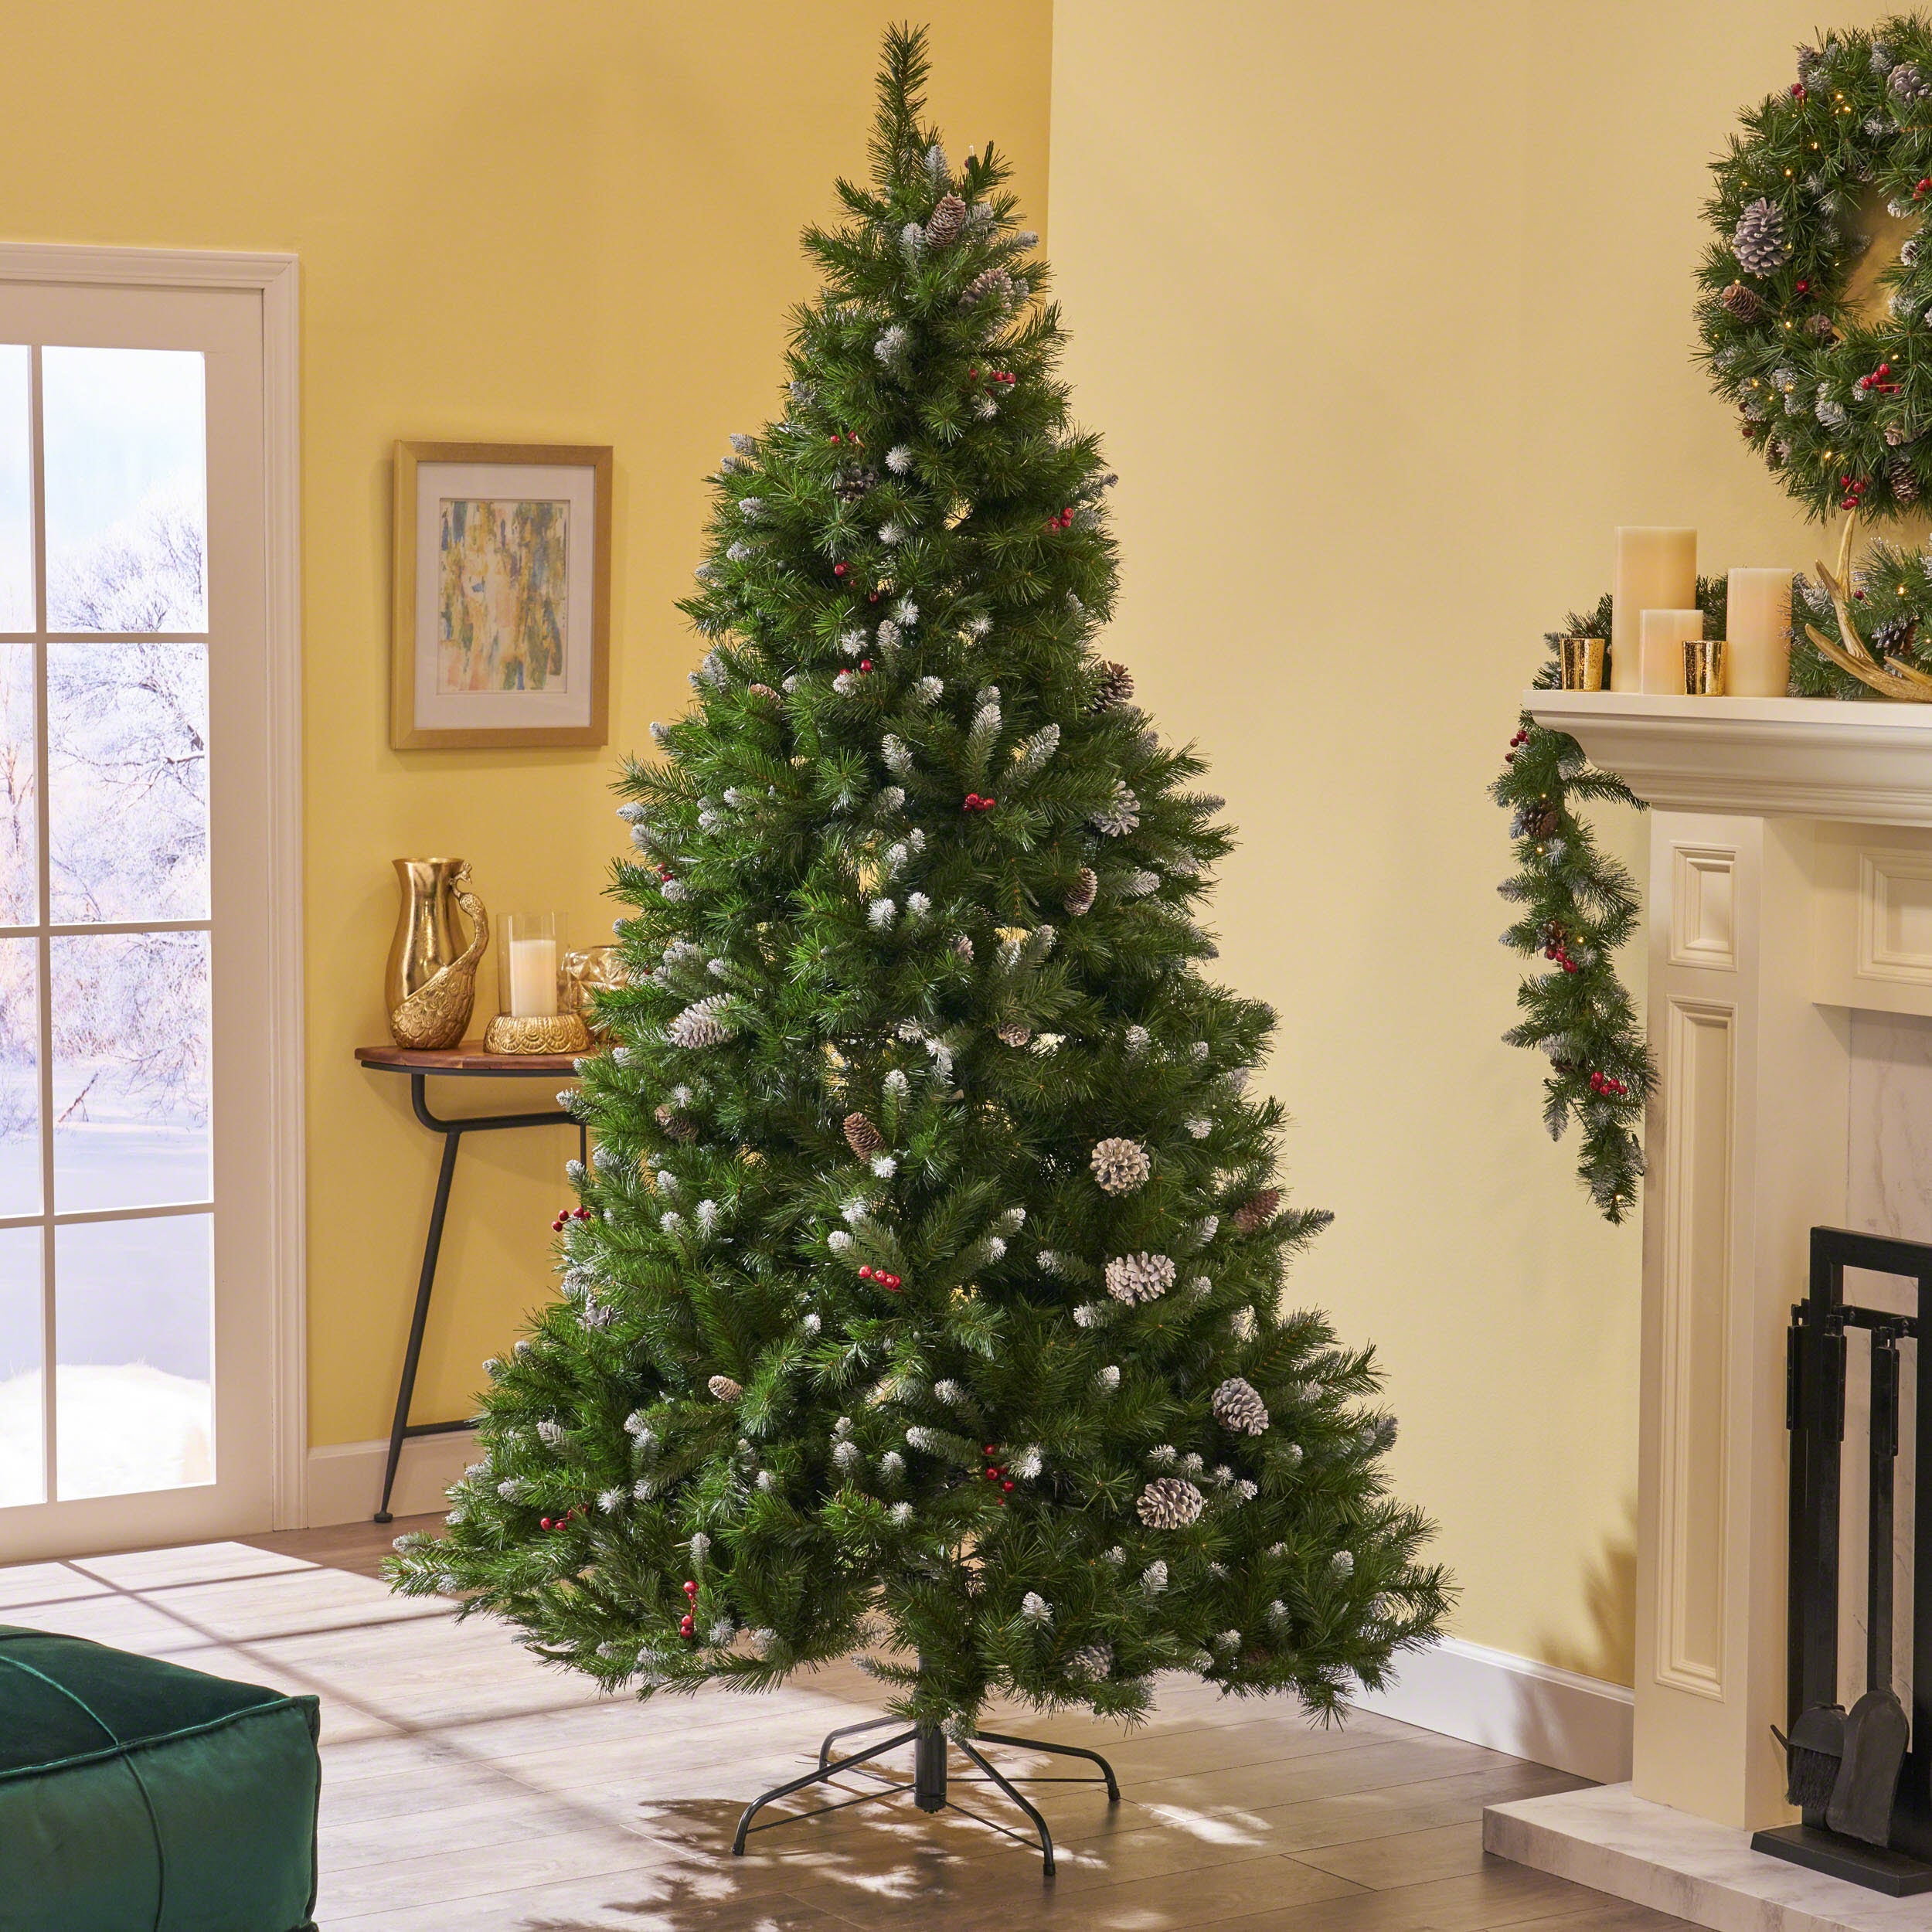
[386,859,489,1049]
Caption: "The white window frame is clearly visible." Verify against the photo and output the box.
[0,244,304,1539]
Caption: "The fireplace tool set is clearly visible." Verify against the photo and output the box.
[1757,1227,1932,1896]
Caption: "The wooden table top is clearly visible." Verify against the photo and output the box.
[355,1041,594,1077]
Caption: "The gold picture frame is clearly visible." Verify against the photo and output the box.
[391,440,613,750]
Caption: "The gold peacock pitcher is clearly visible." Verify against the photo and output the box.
[386,859,490,1049]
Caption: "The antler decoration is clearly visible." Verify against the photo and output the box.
[1804,509,1932,701]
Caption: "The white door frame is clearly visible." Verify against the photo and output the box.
[0,244,304,1532]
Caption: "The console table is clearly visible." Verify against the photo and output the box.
[355,1043,590,1522]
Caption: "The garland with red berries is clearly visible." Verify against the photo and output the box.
[1699,17,1932,520]
[1490,585,1731,1223]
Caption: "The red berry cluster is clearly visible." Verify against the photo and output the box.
[551,1205,593,1233]
[1505,727,1529,766]
[833,560,849,577]
[1791,80,1807,98]
[1858,362,1900,396]
[1043,505,1076,532]
[679,1578,699,1638]
[828,430,863,447]
[1917,177,1932,200]
[1840,473,1869,512]
[1588,1071,1630,1098]
[1541,923,1580,975]
[966,365,1016,388]
[857,1264,904,1291]
[538,1506,583,1532]
[981,1444,1015,1501]
[961,792,997,813]
[855,658,874,675]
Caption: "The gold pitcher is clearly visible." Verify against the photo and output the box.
[386,859,489,1049]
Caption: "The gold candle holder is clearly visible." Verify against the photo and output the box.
[1682,639,1726,696]
[483,1011,591,1055]
[1559,637,1606,691]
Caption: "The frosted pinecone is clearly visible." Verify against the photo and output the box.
[1088,660,1134,712]
[1893,459,1922,507]
[1065,866,1098,917]
[1719,281,1761,323]
[1137,1476,1205,1529]
[1893,60,1932,103]
[1817,393,1848,430]
[1873,613,1917,659]
[1066,1641,1114,1680]
[997,1020,1033,1047]
[655,1103,698,1142]
[1090,1137,1151,1194]
[924,192,969,247]
[961,266,1016,309]
[1106,1251,1176,1304]
[1019,1591,1053,1624]
[833,464,879,504]
[1090,782,1141,838]
[707,1375,743,1403]
[668,995,732,1049]
[1732,198,1791,274]
[1211,1376,1270,1436]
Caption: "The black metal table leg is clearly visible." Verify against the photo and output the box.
[371,1067,586,1524]
[374,1117,463,1524]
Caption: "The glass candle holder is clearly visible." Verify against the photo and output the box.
[500,911,563,1019]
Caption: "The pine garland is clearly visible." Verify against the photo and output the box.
[1789,533,1932,694]
[1488,585,1734,1223]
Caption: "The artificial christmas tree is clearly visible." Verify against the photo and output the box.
[391,22,1446,1855]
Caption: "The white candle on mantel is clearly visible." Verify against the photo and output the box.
[1724,568,1794,698]
[1639,608,1705,695]
[508,937,558,1017]
[1612,528,1697,693]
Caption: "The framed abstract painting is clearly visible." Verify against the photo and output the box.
[390,440,612,750]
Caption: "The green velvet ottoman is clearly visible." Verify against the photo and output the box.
[0,1624,320,1932]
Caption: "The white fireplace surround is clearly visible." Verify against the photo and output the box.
[1480,689,1932,1930]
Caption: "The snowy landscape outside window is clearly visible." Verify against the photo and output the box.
[0,343,213,1508]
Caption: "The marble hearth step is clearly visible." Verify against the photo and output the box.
[1486,1784,1932,1932]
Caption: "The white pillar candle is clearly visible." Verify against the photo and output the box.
[508,937,558,1017]
[1613,528,1697,693]
[1724,568,1794,698]
[1639,608,1705,695]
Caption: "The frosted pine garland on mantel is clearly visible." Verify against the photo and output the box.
[389,25,1446,1732]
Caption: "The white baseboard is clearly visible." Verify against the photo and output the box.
[1350,1636,1634,1784]
[305,1431,477,1526]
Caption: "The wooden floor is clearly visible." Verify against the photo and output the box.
[0,1517,1691,1932]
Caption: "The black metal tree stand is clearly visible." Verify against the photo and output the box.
[731,1693,1121,1876]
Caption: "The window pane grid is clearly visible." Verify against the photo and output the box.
[0,341,214,1509]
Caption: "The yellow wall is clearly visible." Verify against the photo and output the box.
[1049,0,1902,1683]
[0,2,1053,1450]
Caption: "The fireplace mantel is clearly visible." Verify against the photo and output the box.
[1527,690,1932,825]
[1492,688,1932,1923]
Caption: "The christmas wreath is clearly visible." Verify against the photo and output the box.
[1699,16,1932,519]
